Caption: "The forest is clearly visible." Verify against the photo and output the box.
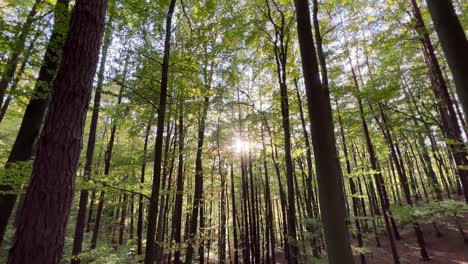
[0,0,467,263]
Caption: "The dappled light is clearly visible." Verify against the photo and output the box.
[0,0,467,263]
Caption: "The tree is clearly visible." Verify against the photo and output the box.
[0,0,70,244]
[425,0,468,123]
[70,3,113,261]
[293,0,354,263]
[144,0,177,263]
[7,0,108,262]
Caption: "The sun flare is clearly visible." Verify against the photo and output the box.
[233,137,250,153]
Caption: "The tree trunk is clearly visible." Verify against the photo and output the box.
[172,105,185,263]
[293,0,354,262]
[425,0,468,121]
[71,7,113,261]
[0,0,70,244]
[7,0,108,262]
[411,0,468,203]
[89,62,126,250]
[144,0,176,262]
[185,95,210,264]
[138,118,152,256]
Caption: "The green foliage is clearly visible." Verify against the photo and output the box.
[391,199,468,226]
[0,161,32,192]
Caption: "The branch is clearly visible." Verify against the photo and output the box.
[93,179,151,200]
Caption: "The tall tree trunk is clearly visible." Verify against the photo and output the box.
[7,0,107,262]
[411,0,468,202]
[336,102,366,264]
[0,0,70,244]
[293,0,354,263]
[230,164,240,264]
[144,0,176,263]
[138,118,152,256]
[185,95,210,264]
[71,7,112,262]
[89,60,126,250]
[425,0,468,121]
[217,118,227,264]
[294,80,319,255]
[376,104,430,260]
[172,105,185,264]
[118,193,128,245]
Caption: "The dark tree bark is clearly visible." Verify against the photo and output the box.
[0,0,70,244]
[349,51,400,262]
[144,0,176,263]
[216,118,227,264]
[155,113,175,261]
[425,0,468,121]
[171,105,185,264]
[263,2,298,260]
[230,163,240,264]
[260,126,276,263]
[293,0,354,263]
[411,0,468,203]
[70,7,112,262]
[7,0,108,262]
[138,118,152,256]
[90,66,125,250]
[375,105,430,261]
[185,95,210,264]
[118,193,128,245]
[294,80,319,255]
[336,102,366,264]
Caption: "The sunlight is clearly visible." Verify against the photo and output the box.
[233,137,250,154]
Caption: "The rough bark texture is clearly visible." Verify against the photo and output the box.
[70,6,112,262]
[7,0,108,262]
[0,0,70,244]
[293,0,354,263]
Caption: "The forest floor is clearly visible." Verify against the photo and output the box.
[352,215,468,264]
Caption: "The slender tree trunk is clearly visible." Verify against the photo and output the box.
[171,105,184,263]
[294,1,355,262]
[217,118,227,264]
[185,95,210,264]
[7,0,107,262]
[230,164,240,264]
[89,61,126,250]
[138,118,152,256]
[144,1,176,263]
[337,102,366,264]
